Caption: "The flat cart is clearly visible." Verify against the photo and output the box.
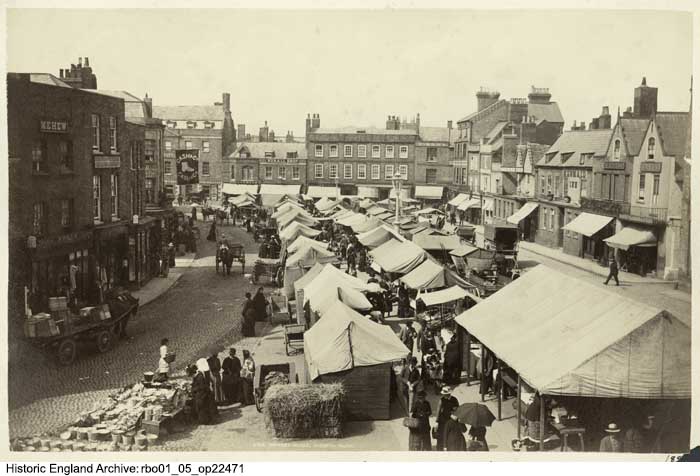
[27,289,139,366]
[251,258,282,286]
[283,324,306,356]
[253,362,298,412]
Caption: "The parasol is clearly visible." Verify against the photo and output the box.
[454,403,496,427]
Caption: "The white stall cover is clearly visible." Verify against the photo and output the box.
[287,235,325,254]
[222,183,259,195]
[448,193,469,207]
[418,285,470,307]
[305,301,409,380]
[308,186,339,198]
[279,222,321,242]
[271,202,304,219]
[369,240,426,274]
[400,259,446,289]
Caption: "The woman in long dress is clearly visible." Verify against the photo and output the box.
[207,353,225,406]
[192,358,216,424]
[221,347,242,405]
[240,350,256,406]
[408,390,432,451]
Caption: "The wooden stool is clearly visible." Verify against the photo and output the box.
[559,427,586,452]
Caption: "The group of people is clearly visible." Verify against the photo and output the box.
[407,385,489,451]
[258,234,281,259]
[241,287,269,337]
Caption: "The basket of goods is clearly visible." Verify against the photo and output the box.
[165,352,176,364]
[263,383,345,438]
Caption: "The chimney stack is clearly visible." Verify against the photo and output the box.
[222,92,231,112]
[78,57,83,67]
[143,93,153,118]
[476,87,501,112]
[634,77,658,118]
[528,86,552,104]
[311,113,320,129]
[84,57,90,67]
[447,120,453,129]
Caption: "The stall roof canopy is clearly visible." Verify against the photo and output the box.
[366,206,389,216]
[419,285,470,307]
[457,198,481,211]
[277,209,318,230]
[279,222,321,242]
[304,301,409,380]
[455,265,690,399]
[448,193,469,207]
[308,186,338,198]
[315,196,340,211]
[414,207,445,216]
[286,243,336,266]
[330,208,355,220]
[287,235,325,254]
[604,226,657,250]
[415,186,444,200]
[369,240,426,274]
[562,212,614,237]
[337,213,367,227]
[294,262,325,292]
[357,226,404,248]
[450,243,479,258]
[271,202,304,219]
[302,264,371,315]
[352,217,381,234]
[413,233,463,251]
[358,198,376,209]
[400,259,446,289]
[506,202,539,225]
[222,183,259,195]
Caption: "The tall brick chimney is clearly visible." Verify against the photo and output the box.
[222,91,236,155]
[311,113,320,129]
[476,88,501,111]
[634,77,658,118]
[60,56,97,89]
[528,86,552,104]
[143,93,153,118]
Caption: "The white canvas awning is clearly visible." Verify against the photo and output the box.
[271,202,304,219]
[389,189,410,200]
[357,186,380,198]
[455,265,690,398]
[301,264,371,315]
[369,240,425,274]
[604,226,657,250]
[413,233,462,251]
[414,186,444,200]
[418,285,470,307]
[260,184,302,196]
[304,301,409,380]
[450,244,479,258]
[400,259,446,289]
[307,186,339,198]
[507,202,539,225]
[457,198,481,211]
[222,183,258,195]
[448,193,469,207]
[562,212,614,237]
[357,226,404,248]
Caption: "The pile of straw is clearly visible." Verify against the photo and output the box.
[263,383,345,438]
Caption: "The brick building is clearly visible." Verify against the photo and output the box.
[155,93,236,202]
[305,114,417,200]
[412,120,457,204]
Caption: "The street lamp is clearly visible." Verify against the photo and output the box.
[391,171,403,227]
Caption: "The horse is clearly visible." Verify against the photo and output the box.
[217,246,233,276]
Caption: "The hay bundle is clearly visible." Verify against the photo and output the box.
[262,371,290,394]
[263,383,344,438]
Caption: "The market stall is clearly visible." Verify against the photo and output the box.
[356,225,404,249]
[369,240,426,275]
[278,222,321,244]
[300,264,372,320]
[413,285,478,330]
[304,300,410,420]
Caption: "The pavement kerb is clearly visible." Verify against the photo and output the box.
[134,253,198,307]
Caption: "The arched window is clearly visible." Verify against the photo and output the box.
[613,139,621,160]
[648,137,656,159]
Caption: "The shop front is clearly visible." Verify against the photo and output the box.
[27,231,94,313]
[506,202,539,242]
[93,221,130,302]
[129,216,158,287]
[561,212,615,262]
[604,224,659,277]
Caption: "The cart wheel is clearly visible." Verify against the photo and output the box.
[254,391,263,413]
[111,322,122,338]
[57,338,77,366]
[95,330,112,353]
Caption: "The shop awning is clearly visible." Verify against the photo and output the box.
[389,188,410,200]
[604,226,657,250]
[562,212,614,237]
[482,197,494,212]
[414,186,444,200]
[414,207,445,216]
[418,285,470,307]
[260,184,302,196]
[222,183,258,195]
[369,240,426,274]
[307,186,339,198]
[357,186,380,199]
[413,233,463,251]
[448,193,469,207]
[400,259,446,289]
[506,202,539,225]
[304,301,409,380]
[450,243,479,258]
[457,198,481,211]
[455,265,690,398]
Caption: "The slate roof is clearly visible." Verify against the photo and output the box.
[538,129,613,168]
[89,90,149,119]
[527,102,564,124]
[418,126,458,145]
[458,99,508,123]
[655,112,690,158]
[618,117,651,156]
[28,73,72,88]
[312,126,417,136]
[152,105,224,121]
[232,142,308,159]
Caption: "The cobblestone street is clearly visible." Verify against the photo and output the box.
[8,220,261,439]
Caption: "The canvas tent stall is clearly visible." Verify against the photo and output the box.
[358,198,375,209]
[279,222,321,243]
[277,209,319,230]
[287,235,325,254]
[336,213,367,228]
[304,301,409,420]
[449,243,479,274]
[272,202,304,219]
[315,197,340,211]
[351,217,381,234]
[260,184,302,208]
[301,264,372,322]
[283,245,338,297]
[293,263,326,312]
[366,206,390,217]
[400,259,446,290]
[455,264,690,450]
[222,183,259,196]
[413,232,462,252]
[308,186,339,199]
[369,240,425,275]
[357,226,404,249]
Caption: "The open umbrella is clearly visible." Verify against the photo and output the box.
[454,403,496,427]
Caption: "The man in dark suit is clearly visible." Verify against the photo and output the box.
[604,259,620,286]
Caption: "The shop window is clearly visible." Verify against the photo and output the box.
[202,161,210,176]
[32,202,47,236]
[110,174,119,217]
[60,199,74,229]
[32,140,48,173]
[59,140,73,172]
[91,114,100,150]
[425,168,437,184]
[93,176,101,222]
[314,164,324,179]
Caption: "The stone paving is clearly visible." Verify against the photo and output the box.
[8,220,261,439]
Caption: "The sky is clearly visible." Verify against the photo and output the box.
[5,8,693,136]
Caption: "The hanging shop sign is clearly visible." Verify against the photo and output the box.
[176,149,199,185]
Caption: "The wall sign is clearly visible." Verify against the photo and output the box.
[603,161,626,171]
[39,120,69,133]
[176,149,200,185]
[641,161,662,173]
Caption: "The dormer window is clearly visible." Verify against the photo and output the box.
[204,121,215,129]
[186,121,197,129]
[286,152,298,159]
[264,151,275,158]
[614,139,621,160]
[647,137,656,160]
[166,120,177,129]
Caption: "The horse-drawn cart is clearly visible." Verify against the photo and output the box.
[25,288,139,366]
[216,243,246,275]
[254,362,298,412]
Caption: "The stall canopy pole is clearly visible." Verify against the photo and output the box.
[497,358,502,421]
[480,345,485,402]
[516,375,522,440]
[465,331,471,387]
[539,394,545,451]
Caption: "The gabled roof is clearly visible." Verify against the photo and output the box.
[655,112,690,158]
[152,105,223,121]
[527,102,564,124]
[538,129,613,168]
[616,117,651,156]
[232,141,308,160]
[27,73,72,88]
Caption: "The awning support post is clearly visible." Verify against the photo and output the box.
[480,344,485,402]
[539,394,545,451]
[465,331,471,387]
[516,375,522,440]
[497,358,502,421]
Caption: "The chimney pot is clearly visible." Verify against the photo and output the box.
[447,120,453,129]
[84,57,89,67]
[602,106,609,115]
[78,57,82,66]
[642,77,647,86]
